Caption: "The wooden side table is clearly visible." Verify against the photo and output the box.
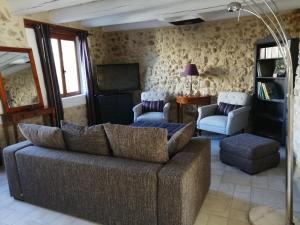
[176,95,211,123]
[1,107,56,145]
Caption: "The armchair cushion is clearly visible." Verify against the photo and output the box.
[197,104,218,125]
[215,102,242,116]
[136,112,166,123]
[142,100,164,113]
[198,115,228,134]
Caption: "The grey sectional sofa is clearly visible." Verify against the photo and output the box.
[3,138,210,225]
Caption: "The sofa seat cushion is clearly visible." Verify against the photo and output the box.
[104,124,169,163]
[136,112,165,123]
[199,115,228,134]
[61,121,110,156]
[220,133,280,160]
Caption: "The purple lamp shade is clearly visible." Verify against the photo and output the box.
[183,64,199,76]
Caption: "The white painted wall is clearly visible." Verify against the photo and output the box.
[26,28,48,107]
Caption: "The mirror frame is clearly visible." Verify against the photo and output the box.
[0,46,44,113]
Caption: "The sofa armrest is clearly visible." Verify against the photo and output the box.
[163,102,171,122]
[158,138,211,225]
[197,104,217,124]
[226,106,251,135]
[132,103,143,122]
[3,141,32,199]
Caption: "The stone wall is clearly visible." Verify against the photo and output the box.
[89,9,300,152]
[89,10,300,118]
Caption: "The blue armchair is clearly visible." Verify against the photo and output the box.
[133,91,170,123]
[197,92,251,135]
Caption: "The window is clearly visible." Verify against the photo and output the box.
[51,35,81,97]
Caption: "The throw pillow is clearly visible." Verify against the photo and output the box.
[142,100,164,113]
[18,123,66,150]
[103,124,169,163]
[168,121,196,157]
[61,121,110,155]
[215,102,242,116]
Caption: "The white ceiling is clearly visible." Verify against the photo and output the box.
[7,0,300,31]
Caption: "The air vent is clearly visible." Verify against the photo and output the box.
[170,18,205,26]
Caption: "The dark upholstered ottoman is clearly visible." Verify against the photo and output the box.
[220,133,280,174]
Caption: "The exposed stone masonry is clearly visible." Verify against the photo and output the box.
[89,10,300,151]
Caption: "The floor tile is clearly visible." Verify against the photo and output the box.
[206,215,228,225]
[251,187,285,209]
[229,208,249,223]
[222,171,251,186]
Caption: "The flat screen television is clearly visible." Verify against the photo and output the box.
[96,63,140,92]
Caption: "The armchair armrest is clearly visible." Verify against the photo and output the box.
[197,104,218,124]
[132,103,143,122]
[158,139,210,225]
[226,106,251,135]
[163,102,171,122]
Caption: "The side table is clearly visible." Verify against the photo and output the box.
[176,95,211,123]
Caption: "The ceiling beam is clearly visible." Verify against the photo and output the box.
[8,0,97,15]
[49,0,186,24]
[82,0,227,27]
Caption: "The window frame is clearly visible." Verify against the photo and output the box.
[51,33,81,98]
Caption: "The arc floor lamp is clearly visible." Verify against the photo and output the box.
[227,1,295,225]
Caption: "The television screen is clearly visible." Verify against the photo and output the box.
[96,63,140,92]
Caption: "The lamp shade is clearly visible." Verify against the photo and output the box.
[183,64,199,76]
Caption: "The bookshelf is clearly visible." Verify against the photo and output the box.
[252,36,299,144]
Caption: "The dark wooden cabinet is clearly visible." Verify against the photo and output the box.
[252,36,299,144]
[95,92,134,125]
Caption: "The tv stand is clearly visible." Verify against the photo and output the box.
[95,92,134,125]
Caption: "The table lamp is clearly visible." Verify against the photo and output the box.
[183,63,199,96]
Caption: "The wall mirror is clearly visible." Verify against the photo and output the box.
[0,46,43,113]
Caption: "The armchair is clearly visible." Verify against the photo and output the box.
[197,92,251,135]
[133,91,170,123]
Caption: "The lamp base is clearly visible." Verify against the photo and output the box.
[249,206,287,225]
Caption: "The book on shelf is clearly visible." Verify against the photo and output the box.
[266,47,272,58]
[259,48,266,59]
[271,46,279,58]
[257,81,282,100]
[262,83,270,100]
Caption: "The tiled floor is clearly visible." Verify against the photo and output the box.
[0,139,294,225]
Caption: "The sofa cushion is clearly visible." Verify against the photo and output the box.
[142,100,164,113]
[168,122,195,157]
[61,121,110,155]
[136,112,165,123]
[18,123,66,150]
[215,102,242,116]
[104,123,169,163]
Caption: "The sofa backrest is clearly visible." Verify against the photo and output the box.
[217,91,250,106]
[141,91,169,102]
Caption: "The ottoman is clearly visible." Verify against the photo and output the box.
[220,133,280,174]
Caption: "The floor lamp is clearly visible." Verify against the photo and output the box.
[227,1,295,225]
